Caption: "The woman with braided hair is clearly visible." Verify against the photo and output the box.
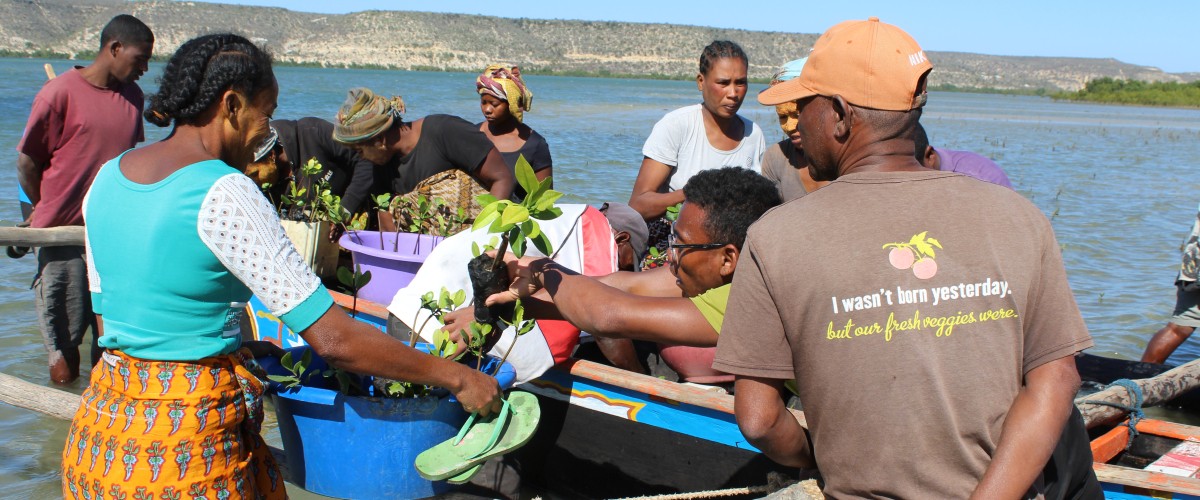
[64,33,501,499]
[476,64,553,200]
[628,40,767,263]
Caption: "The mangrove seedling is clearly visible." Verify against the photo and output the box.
[469,156,562,328]
[267,349,313,390]
[494,300,535,376]
[371,193,394,250]
[411,287,467,347]
[336,264,372,319]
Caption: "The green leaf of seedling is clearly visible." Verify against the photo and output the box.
[355,269,371,288]
[534,190,563,212]
[665,203,681,222]
[472,241,482,258]
[501,204,530,227]
[531,231,554,256]
[530,206,563,221]
[514,155,539,195]
[297,349,313,374]
[452,289,466,308]
[280,351,294,370]
[268,374,298,385]
[509,228,527,258]
[517,318,536,336]
[476,193,499,207]
[488,214,510,234]
[374,193,393,211]
[472,203,502,231]
[467,322,492,352]
[337,267,354,288]
[510,301,525,326]
[526,175,552,204]
[521,220,541,240]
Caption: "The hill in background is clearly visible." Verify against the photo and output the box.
[1,0,1195,92]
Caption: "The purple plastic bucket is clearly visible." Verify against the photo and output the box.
[338,231,441,305]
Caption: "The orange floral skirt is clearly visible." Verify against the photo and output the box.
[61,348,286,499]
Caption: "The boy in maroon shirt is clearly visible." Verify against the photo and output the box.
[16,14,153,383]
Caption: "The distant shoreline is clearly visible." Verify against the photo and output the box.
[10,52,1197,108]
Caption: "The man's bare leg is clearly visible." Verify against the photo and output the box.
[1141,322,1196,364]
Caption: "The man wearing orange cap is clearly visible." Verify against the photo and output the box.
[714,18,1099,498]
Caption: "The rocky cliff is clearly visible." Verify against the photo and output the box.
[1,0,1193,92]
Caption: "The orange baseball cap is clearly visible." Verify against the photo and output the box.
[758,17,933,111]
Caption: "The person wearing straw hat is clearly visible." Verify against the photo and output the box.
[714,18,1099,498]
[332,87,515,222]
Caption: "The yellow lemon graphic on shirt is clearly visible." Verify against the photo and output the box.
[883,231,942,280]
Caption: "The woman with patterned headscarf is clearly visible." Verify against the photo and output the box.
[760,57,827,202]
[476,64,553,200]
[332,87,515,228]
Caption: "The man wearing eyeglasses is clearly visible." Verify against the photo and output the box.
[484,167,781,351]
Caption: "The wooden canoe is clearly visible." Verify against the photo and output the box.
[246,292,1200,498]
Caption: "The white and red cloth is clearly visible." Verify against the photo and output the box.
[387,204,617,385]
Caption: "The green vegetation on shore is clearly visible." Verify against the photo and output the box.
[928,84,1049,97]
[1052,78,1200,108]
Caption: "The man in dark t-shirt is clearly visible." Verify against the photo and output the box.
[331,87,515,207]
[380,114,499,195]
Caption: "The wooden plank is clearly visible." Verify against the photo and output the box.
[330,290,391,321]
[0,371,79,420]
[1092,426,1131,463]
[1094,462,1200,496]
[0,226,84,247]
[1137,419,1200,442]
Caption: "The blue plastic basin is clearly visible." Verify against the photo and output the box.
[263,345,516,499]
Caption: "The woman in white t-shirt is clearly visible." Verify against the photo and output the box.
[628,41,766,260]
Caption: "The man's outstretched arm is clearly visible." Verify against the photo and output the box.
[487,255,718,347]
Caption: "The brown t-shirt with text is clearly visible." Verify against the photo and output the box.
[714,170,1092,499]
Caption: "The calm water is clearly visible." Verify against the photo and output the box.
[2,58,1200,497]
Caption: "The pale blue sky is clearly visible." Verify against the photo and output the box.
[190,0,1200,73]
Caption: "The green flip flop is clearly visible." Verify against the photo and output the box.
[446,463,484,485]
[415,391,541,481]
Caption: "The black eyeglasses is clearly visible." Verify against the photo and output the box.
[667,231,727,260]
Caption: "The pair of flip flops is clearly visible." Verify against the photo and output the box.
[415,390,541,484]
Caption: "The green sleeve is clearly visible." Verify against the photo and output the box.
[688,283,731,334]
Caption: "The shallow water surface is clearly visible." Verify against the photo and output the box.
[1,58,1199,497]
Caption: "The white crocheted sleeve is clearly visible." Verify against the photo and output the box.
[197,174,327,321]
[82,188,101,296]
